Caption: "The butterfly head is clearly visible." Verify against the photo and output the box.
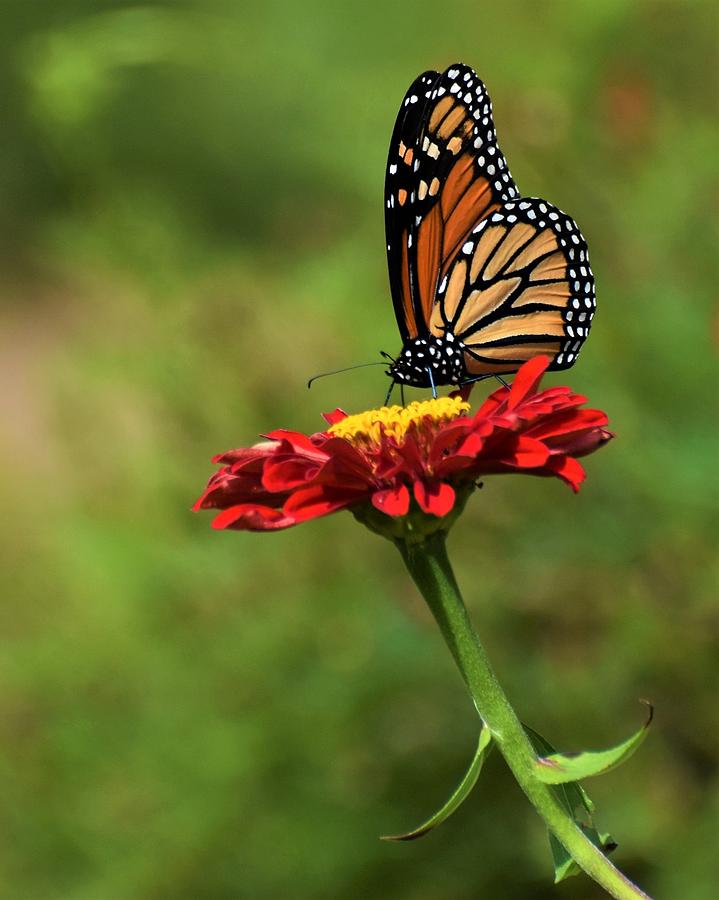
[387,333,465,388]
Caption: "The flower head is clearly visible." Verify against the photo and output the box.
[194,356,612,539]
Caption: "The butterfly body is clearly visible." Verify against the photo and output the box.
[388,332,466,387]
[384,64,596,389]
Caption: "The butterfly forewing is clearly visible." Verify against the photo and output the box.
[385,70,440,341]
[385,64,518,340]
[433,198,596,373]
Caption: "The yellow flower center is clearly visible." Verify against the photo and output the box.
[328,396,470,448]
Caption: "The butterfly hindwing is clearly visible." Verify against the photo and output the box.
[432,198,596,373]
[385,63,518,341]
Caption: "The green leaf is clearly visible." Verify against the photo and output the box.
[549,829,617,883]
[380,724,493,841]
[524,724,617,883]
[533,703,653,785]
[525,725,594,814]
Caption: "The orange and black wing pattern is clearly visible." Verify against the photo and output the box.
[384,63,518,342]
[433,198,596,373]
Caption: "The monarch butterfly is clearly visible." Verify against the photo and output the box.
[384,63,596,392]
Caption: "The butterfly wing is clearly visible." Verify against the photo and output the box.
[431,198,596,373]
[385,69,440,342]
[385,63,518,342]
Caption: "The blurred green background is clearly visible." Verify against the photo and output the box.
[1,1,717,898]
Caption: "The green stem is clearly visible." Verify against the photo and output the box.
[396,531,652,900]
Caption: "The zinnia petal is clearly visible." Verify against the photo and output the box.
[497,435,551,468]
[283,485,365,522]
[263,429,328,460]
[414,480,456,517]
[543,456,587,492]
[211,441,279,465]
[212,504,295,531]
[372,484,410,516]
[505,355,550,410]
[526,408,608,441]
[263,458,323,491]
[322,409,348,426]
[193,468,281,510]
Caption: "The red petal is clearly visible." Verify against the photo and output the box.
[262,458,321,491]
[283,485,364,522]
[429,418,476,458]
[263,429,328,460]
[393,433,425,473]
[322,408,348,425]
[371,484,410,516]
[506,356,550,410]
[526,408,608,441]
[498,435,551,468]
[433,422,494,477]
[193,464,282,510]
[319,437,374,482]
[414,480,456,517]
[544,455,586,492]
[212,441,279,465]
[475,384,511,418]
[212,504,295,531]
[455,431,487,457]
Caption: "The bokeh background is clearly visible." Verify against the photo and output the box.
[1,1,717,898]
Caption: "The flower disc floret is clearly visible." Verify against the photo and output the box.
[328,396,470,449]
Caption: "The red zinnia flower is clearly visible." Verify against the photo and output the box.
[194,356,612,535]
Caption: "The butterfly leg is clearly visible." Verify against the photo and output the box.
[458,374,492,387]
[400,383,406,407]
[459,373,511,390]
[384,380,396,407]
[426,367,437,400]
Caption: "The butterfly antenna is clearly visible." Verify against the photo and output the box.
[307,361,389,390]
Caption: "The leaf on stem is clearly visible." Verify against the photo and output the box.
[524,724,618,883]
[549,829,617,883]
[381,724,493,841]
[533,703,653,785]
